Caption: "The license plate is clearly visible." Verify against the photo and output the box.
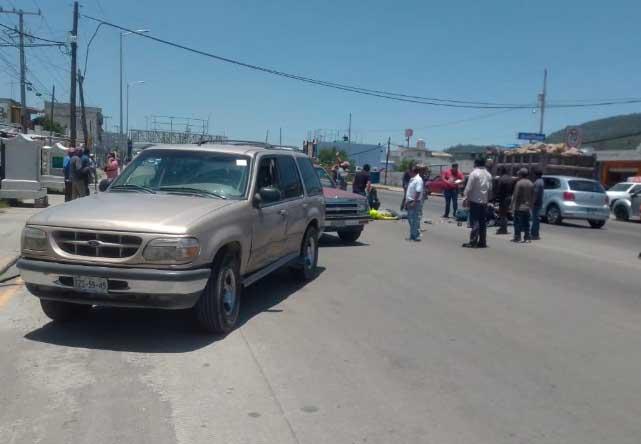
[73,276,108,294]
[344,220,361,226]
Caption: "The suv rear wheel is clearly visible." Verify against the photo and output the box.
[196,251,241,334]
[40,299,90,322]
[293,226,319,281]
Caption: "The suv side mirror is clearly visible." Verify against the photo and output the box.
[98,178,111,192]
[254,186,281,206]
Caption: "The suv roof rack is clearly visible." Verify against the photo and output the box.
[196,138,301,151]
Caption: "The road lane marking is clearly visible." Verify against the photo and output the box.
[0,278,23,309]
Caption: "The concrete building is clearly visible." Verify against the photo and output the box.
[596,144,641,187]
[45,101,103,147]
[316,141,384,169]
[0,98,40,131]
[388,145,454,174]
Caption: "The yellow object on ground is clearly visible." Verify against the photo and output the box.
[369,209,399,220]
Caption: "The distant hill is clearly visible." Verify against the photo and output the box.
[546,113,641,150]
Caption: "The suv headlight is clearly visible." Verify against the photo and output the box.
[22,227,48,251]
[143,237,200,263]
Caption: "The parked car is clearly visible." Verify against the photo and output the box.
[314,166,370,243]
[18,142,325,334]
[426,176,448,195]
[541,176,609,228]
[607,182,641,221]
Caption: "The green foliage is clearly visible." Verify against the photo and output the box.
[32,116,64,134]
[546,113,641,150]
[317,147,351,169]
[396,158,416,172]
[444,144,488,154]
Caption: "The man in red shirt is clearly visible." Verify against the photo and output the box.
[442,163,464,218]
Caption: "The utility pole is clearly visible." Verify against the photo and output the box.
[265,129,270,144]
[348,112,352,143]
[0,7,42,133]
[69,1,79,146]
[48,84,55,145]
[384,136,391,185]
[78,69,89,148]
[279,127,282,146]
[538,68,547,134]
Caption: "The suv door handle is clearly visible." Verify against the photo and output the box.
[278,209,287,216]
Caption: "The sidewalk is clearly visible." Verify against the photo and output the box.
[0,194,65,275]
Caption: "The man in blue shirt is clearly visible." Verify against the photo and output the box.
[62,148,73,202]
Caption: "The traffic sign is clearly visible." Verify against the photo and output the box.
[518,132,546,141]
[565,127,582,148]
[405,128,414,138]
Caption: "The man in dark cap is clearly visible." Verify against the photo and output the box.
[511,168,534,243]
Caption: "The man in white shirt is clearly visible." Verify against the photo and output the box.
[405,165,424,241]
[462,157,493,248]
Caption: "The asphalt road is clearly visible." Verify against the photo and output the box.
[2,191,641,443]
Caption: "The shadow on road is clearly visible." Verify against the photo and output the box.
[24,267,324,353]
[319,233,369,247]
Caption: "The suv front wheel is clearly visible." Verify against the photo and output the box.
[40,299,90,322]
[196,251,241,334]
[293,226,319,281]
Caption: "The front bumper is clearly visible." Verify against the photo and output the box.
[17,258,210,309]
[323,217,370,232]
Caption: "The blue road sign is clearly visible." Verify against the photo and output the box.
[518,132,546,141]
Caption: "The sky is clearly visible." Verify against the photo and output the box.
[1,0,641,150]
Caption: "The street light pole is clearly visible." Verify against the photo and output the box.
[119,29,149,158]
[126,80,145,154]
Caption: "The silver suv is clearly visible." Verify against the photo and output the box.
[18,143,325,333]
[542,175,609,228]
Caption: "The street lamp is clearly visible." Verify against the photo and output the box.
[120,28,149,160]
[126,80,145,141]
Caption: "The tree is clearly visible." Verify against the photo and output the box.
[32,116,64,135]
[396,158,415,172]
[318,147,352,169]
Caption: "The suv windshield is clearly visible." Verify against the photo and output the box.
[110,149,250,199]
[568,180,605,193]
[314,166,336,188]
[608,183,632,192]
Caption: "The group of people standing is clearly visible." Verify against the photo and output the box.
[462,158,544,248]
[62,147,94,201]
[62,149,120,202]
[495,166,544,242]
[401,157,545,248]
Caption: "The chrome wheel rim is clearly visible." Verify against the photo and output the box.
[221,267,236,316]
[304,236,316,269]
[548,207,559,223]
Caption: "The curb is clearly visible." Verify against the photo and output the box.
[0,255,19,278]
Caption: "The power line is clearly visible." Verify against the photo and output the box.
[79,15,536,110]
[80,14,641,111]
[359,109,520,133]
[0,22,66,45]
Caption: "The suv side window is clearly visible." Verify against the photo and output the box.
[277,156,303,199]
[630,184,641,194]
[296,157,323,195]
[543,178,560,189]
[256,157,281,201]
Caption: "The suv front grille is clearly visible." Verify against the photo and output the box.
[325,202,359,217]
[53,230,142,258]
